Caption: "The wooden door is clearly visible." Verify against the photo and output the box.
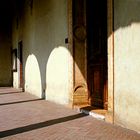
[87,0,108,109]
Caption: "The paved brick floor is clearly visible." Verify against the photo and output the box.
[0,87,140,140]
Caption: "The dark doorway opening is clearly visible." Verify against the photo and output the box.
[18,41,23,89]
[86,0,108,109]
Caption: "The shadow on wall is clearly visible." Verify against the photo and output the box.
[0,27,12,86]
[22,0,140,102]
[24,46,69,101]
[114,0,140,31]
[21,0,69,103]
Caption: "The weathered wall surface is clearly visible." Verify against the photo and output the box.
[0,29,12,86]
[12,0,70,104]
[114,0,140,132]
[12,15,19,88]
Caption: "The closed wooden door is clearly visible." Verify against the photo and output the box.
[87,0,108,109]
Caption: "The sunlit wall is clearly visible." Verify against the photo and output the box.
[12,0,70,104]
[114,0,140,132]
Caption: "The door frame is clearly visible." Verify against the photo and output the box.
[68,0,114,123]
[107,0,114,123]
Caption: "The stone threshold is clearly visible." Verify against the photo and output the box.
[74,105,107,121]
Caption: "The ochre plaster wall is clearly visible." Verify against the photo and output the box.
[12,0,70,104]
[0,30,12,86]
[114,0,140,132]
